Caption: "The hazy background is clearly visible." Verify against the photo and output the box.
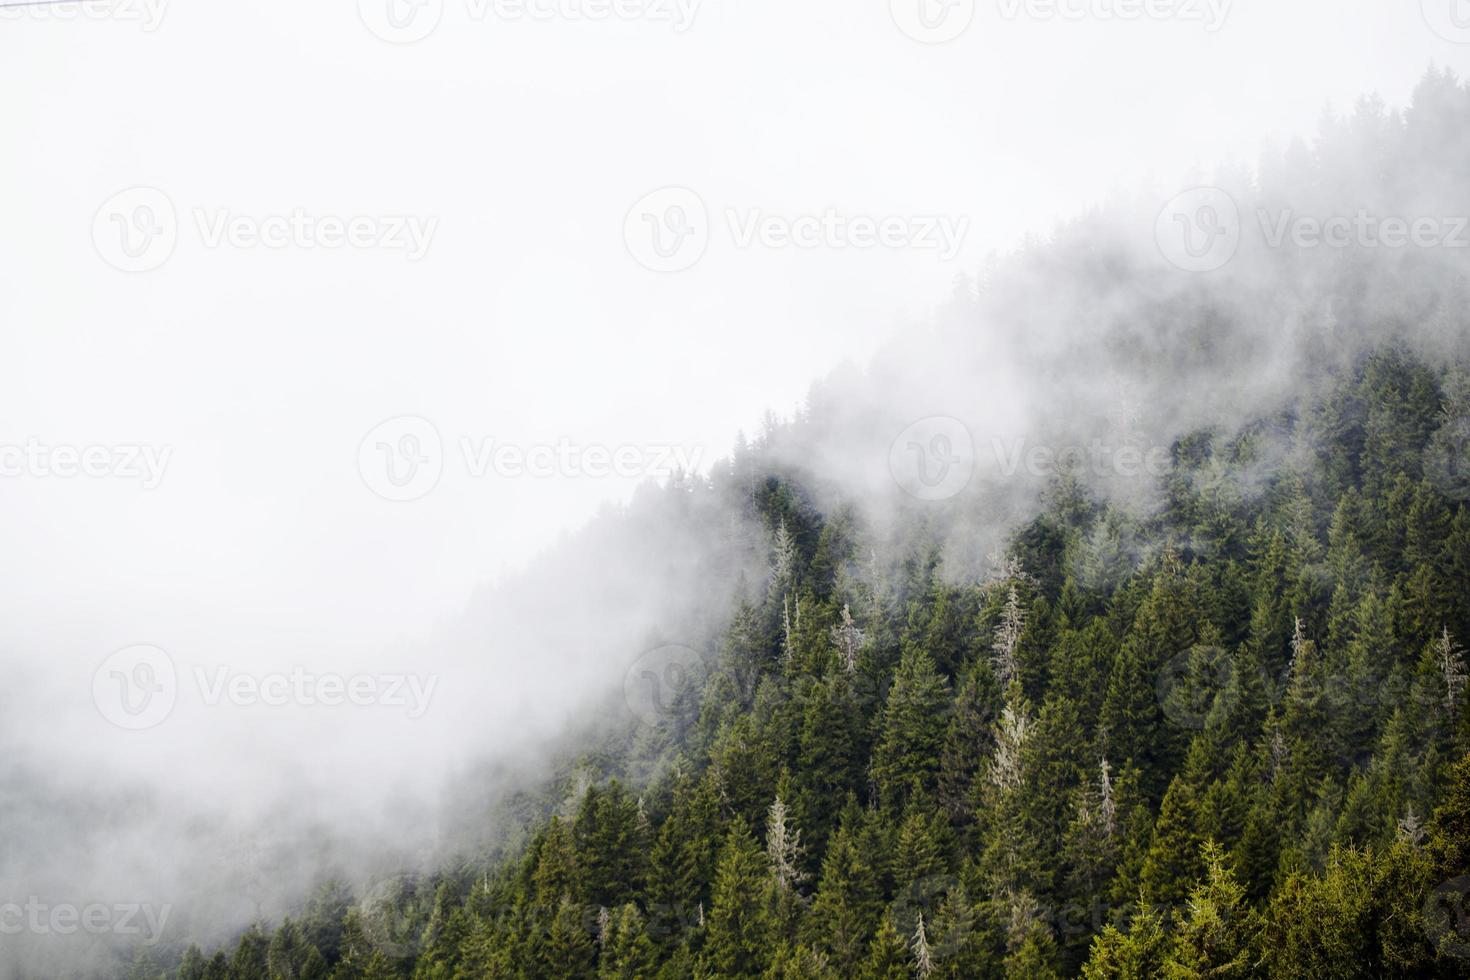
[1,0,1468,974]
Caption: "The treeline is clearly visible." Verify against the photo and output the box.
[122,344,1470,978]
[111,69,1470,980]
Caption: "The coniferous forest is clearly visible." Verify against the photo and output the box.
[125,72,1470,979]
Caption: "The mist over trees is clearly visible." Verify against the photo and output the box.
[46,69,1470,978]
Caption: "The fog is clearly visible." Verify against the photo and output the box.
[1,0,1468,975]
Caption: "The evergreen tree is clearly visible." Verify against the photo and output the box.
[870,648,951,812]
[702,818,774,979]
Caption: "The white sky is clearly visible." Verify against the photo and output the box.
[0,0,1466,653]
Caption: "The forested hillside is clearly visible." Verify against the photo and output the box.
[128,72,1470,979]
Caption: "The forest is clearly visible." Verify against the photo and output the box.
[120,71,1470,979]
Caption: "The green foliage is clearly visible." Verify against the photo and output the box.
[140,158,1470,980]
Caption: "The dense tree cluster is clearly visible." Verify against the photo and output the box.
[115,71,1470,979]
[126,344,1470,979]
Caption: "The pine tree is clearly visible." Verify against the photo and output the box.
[870,648,951,812]
[598,904,657,980]
[806,817,883,972]
[937,660,1002,825]
[531,897,596,980]
[532,816,583,906]
[178,946,208,980]
[268,918,324,980]
[1079,904,1168,979]
[702,818,774,979]
[229,924,270,980]
[1163,841,1258,977]
[1138,768,1209,908]
[858,919,911,980]
[574,781,651,909]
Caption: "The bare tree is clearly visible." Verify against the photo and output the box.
[991,584,1025,689]
[831,603,865,675]
[990,702,1032,792]
[1397,805,1425,847]
[1438,627,1467,710]
[765,796,807,894]
[911,913,935,979]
